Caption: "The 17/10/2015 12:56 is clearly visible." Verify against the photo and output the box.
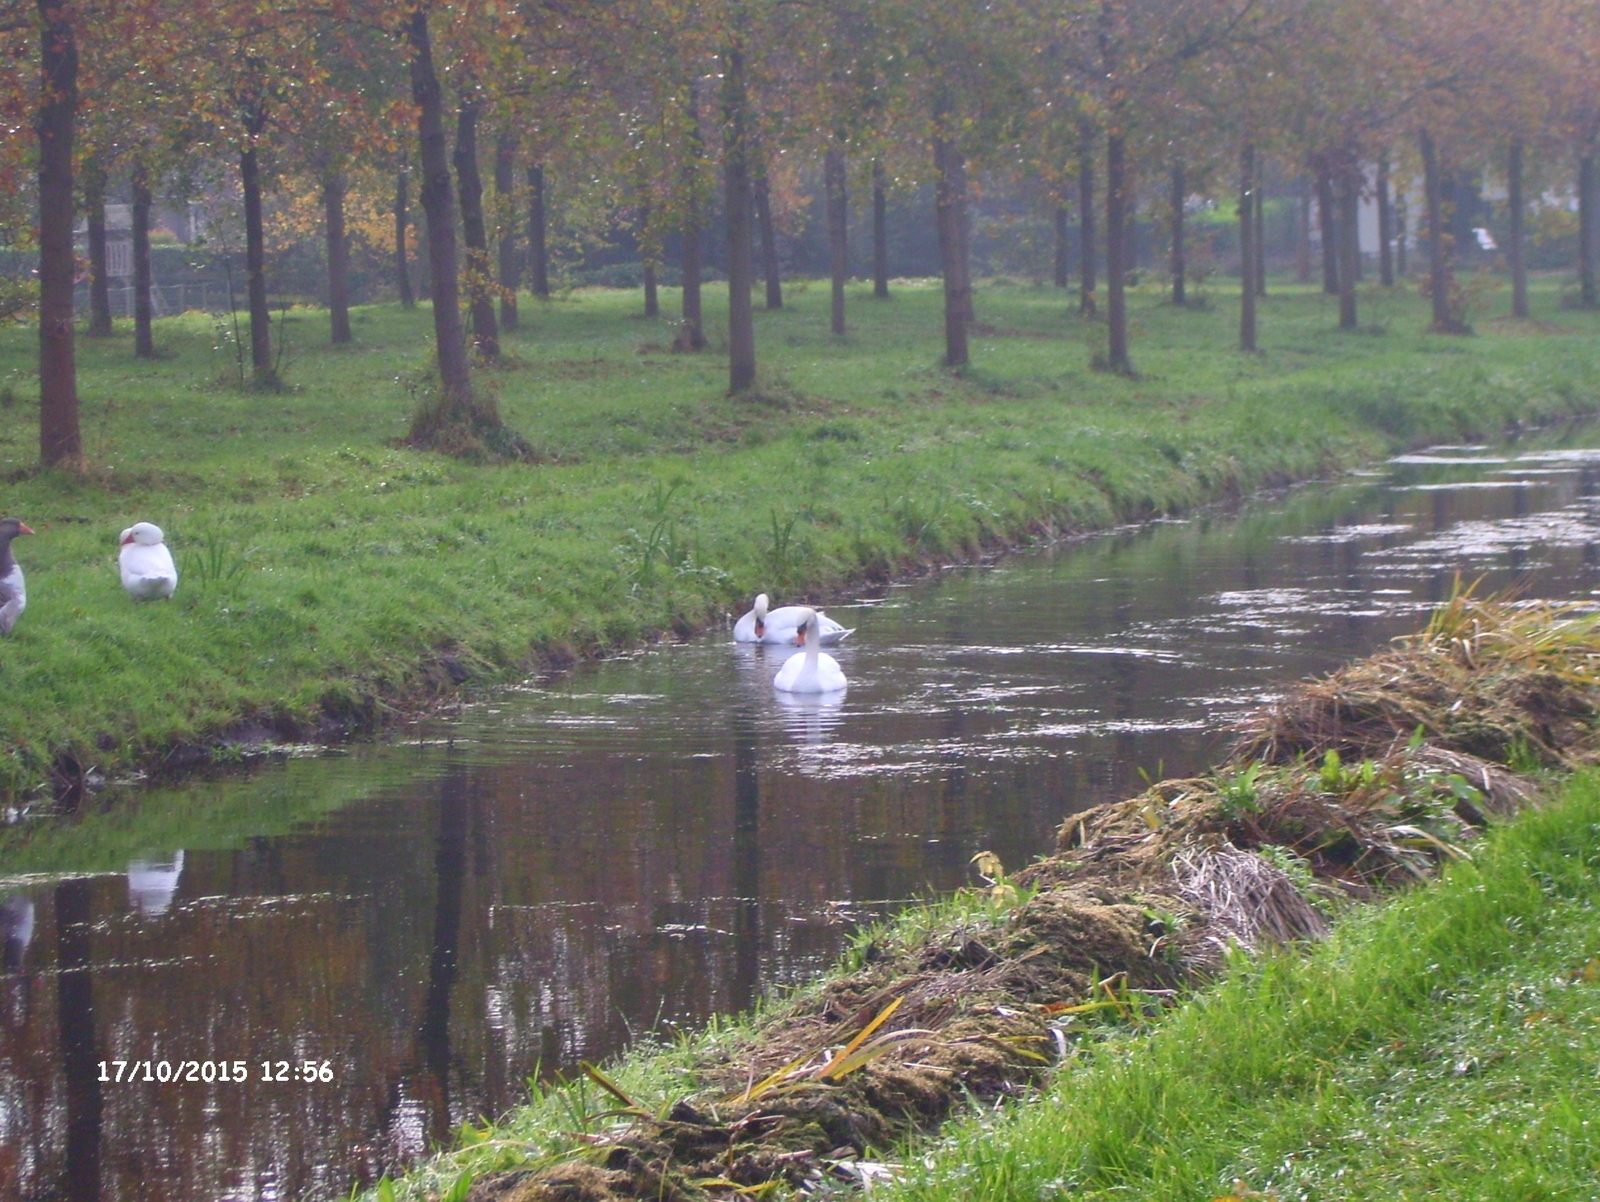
[98,1059,336,1083]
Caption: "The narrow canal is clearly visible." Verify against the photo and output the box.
[6,433,1600,1201]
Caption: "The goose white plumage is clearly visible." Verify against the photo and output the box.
[119,522,178,600]
[734,593,853,645]
[773,608,848,694]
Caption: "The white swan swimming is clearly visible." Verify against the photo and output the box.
[773,608,848,694]
[734,593,853,645]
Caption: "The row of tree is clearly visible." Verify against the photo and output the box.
[6,0,1600,463]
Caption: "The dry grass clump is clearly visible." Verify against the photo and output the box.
[464,594,1590,1202]
[1235,590,1600,769]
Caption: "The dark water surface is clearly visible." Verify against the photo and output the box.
[8,435,1600,1201]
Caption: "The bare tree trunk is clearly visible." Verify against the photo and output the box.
[406,5,472,408]
[959,163,975,322]
[1169,163,1185,305]
[395,168,415,308]
[1580,152,1596,309]
[526,163,550,298]
[1296,176,1312,283]
[453,98,499,359]
[1055,205,1070,289]
[640,198,659,317]
[1336,163,1359,329]
[1316,163,1338,294]
[1377,151,1395,286]
[1105,131,1132,374]
[722,42,756,393]
[933,121,969,367]
[1396,193,1408,277]
[1078,145,1096,314]
[679,82,705,351]
[37,1,80,462]
[825,145,847,335]
[132,169,154,359]
[1254,184,1266,296]
[495,133,519,330]
[240,144,275,384]
[1509,137,1527,318]
[1239,143,1256,353]
[1420,128,1468,334]
[325,173,351,344]
[872,159,889,298]
[1124,194,1137,285]
[754,150,782,309]
[84,161,112,337]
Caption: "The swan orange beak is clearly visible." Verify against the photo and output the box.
[754,618,764,637]
[795,625,807,647]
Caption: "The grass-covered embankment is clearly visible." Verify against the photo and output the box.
[896,778,1600,1202]
[0,278,1596,795]
[375,595,1600,1202]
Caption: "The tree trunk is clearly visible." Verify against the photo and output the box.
[1104,131,1131,374]
[37,0,80,464]
[1580,153,1596,309]
[1078,146,1096,314]
[84,161,112,336]
[1377,152,1395,287]
[495,133,519,330]
[872,159,890,299]
[1254,184,1266,296]
[395,168,415,307]
[1055,205,1070,289]
[453,98,499,359]
[1239,143,1256,353]
[1169,163,1185,305]
[527,162,550,298]
[1509,138,1527,318]
[1316,163,1338,294]
[1336,163,1359,329]
[754,150,782,309]
[1296,176,1312,283]
[959,161,975,322]
[406,5,473,409]
[933,125,969,368]
[640,198,659,317]
[325,173,351,344]
[1420,128,1467,334]
[722,42,756,393]
[679,82,705,351]
[132,170,154,359]
[240,145,274,384]
[825,145,848,335]
[1396,193,1408,277]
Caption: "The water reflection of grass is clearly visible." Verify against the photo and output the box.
[0,279,1595,797]
[0,752,409,875]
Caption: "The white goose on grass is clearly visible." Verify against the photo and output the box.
[734,592,853,646]
[773,608,848,694]
[119,522,178,600]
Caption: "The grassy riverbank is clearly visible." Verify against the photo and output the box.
[0,277,1595,796]
[895,770,1600,1202]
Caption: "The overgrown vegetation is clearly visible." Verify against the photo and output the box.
[366,592,1600,1202]
[0,279,1595,801]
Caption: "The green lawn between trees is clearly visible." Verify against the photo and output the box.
[0,275,1595,796]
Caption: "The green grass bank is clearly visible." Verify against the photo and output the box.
[0,277,1595,795]
[894,769,1600,1202]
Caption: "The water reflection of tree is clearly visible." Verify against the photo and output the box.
[730,706,762,1014]
[55,877,102,1202]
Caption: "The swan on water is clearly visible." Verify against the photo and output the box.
[773,608,848,694]
[734,593,852,645]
